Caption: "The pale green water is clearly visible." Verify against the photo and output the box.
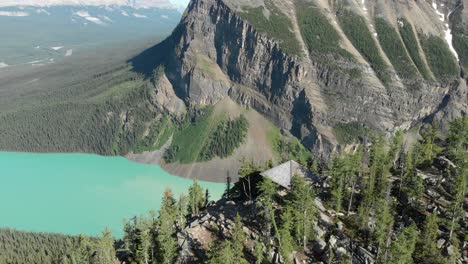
[0,152,225,237]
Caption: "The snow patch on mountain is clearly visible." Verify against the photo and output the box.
[0,62,9,68]
[36,8,50,15]
[74,10,105,25]
[0,11,29,16]
[65,49,73,56]
[432,1,460,61]
[0,0,176,9]
[133,12,146,18]
[51,46,63,51]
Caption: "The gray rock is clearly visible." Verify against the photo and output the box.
[313,239,327,254]
[329,236,338,248]
[336,221,344,231]
[437,239,446,249]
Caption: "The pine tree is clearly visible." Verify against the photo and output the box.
[402,149,424,205]
[253,240,265,264]
[207,240,235,264]
[188,180,205,216]
[94,228,116,264]
[239,157,256,202]
[232,214,247,263]
[278,209,295,264]
[373,199,394,262]
[156,189,178,264]
[446,118,467,240]
[287,175,317,248]
[176,194,188,230]
[448,169,466,240]
[417,125,441,167]
[414,212,443,263]
[257,177,279,249]
[330,155,346,212]
[388,224,418,264]
[72,235,92,264]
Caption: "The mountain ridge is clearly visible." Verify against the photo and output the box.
[0,0,178,9]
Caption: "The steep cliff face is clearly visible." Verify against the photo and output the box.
[142,0,467,155]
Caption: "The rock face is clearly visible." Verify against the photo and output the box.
[134,0,467,155]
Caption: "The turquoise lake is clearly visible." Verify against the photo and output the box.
[0,152,225,237]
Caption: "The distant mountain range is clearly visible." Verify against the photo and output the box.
[0,0,177,9]
[0,1,182,66]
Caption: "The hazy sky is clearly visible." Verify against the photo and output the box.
[171,0,189,7]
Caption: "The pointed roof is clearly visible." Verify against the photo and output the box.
[260,160,318,189]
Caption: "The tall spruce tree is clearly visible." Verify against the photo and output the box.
[373,199,394,262]
[257,177,279,250]
[414,212,444,263]
[232,214,248,264]
[156,189,178,264]
[188,180,205,216]
[286,175,317,248]
[278,208,295,264]
[388,224,418,264]
[94,228,116,264]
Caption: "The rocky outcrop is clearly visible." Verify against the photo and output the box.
[134,0,467,156]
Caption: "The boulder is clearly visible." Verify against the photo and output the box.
[313,239,327,254]
[437,239,446,249]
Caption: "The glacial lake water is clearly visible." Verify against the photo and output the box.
[0,152,225,237]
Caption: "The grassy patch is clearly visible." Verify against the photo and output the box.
[165,110,249,163]
[132,117,174,153]
[164,107,218,163]
[375,18,419,80]
[239,0,302,56]
[334,122,370,145]
[296,1,353,61]
[338,10,391,85]
[267,126,312,165]
[398,18,432,80]
[419,34,459,81]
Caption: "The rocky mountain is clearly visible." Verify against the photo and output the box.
[0,0,467,181]
[143,0,467,154]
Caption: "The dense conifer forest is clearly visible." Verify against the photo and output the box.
[1,117,466,264]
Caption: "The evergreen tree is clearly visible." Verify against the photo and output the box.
[232,214,247,263]
[286,175,317,248]
[402,149,424,205]
[256,177,279,249]
[207,240,235,264]
[176,194,188,230]
[446,118,467,240]
[417,125,441,166]
[156,189,178,264]
[132,226,150,264]
[188,180,205,216]
[239,157,256,201]
[373,199,394,262]
[330,155,346,212]
[253,240,265,264]
[388,224,418,264]
[72,235,92,264]
[414,212,443,263]
[94,228,116,264]
[448,169,466,240]
[278,209,295,264]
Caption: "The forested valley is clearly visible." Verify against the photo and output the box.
[1,117,466,264]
